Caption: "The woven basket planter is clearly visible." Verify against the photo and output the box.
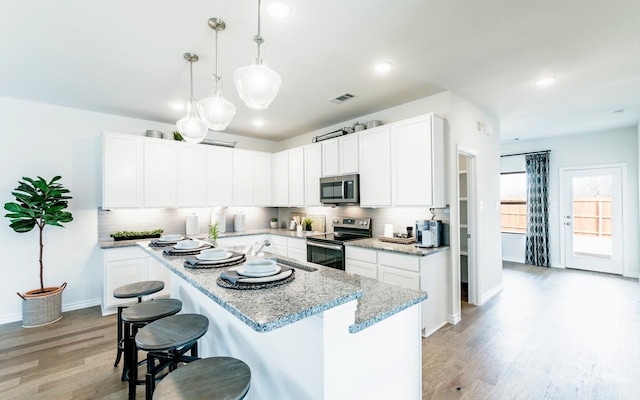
[19,282,67,328]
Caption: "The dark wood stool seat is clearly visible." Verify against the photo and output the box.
[153,357,251,400]
[135,314,209,400]
[113,280,165,370]
[122,299,182,400]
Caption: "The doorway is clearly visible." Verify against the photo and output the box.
[457,148,478,305]
[560,165,625,274]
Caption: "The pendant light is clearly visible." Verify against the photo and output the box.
[197,18,236,131]
[234,0,282,110]
[176,53,208,143]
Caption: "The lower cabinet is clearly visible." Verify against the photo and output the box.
[268,235,307,261]
[345,246,448,337]
[102,247,171,315]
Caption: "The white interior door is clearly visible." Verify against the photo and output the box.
[562,166,623,274]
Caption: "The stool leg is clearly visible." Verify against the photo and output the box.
[114,306,125,367]
[128,333,138,400]
[121,321,131,382]
[145,353,155,400]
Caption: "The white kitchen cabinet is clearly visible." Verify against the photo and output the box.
[207,146,233,206]
[288,147,305,206]
[391,114,446,207]
[102,132,144,208]
[102,247,170,314]
[144,138,177,208]
[359,126,391,206]
[271,151,289,206]
[286,237,307,261]
[232,150,254,206]
[345,245,448,337]
[177,143,208,207]
[321,134,359,177]
[304,143,322,206]
[253,152,272,206]
[269,235,288,256]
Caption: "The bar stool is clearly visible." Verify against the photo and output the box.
[153,357,251,400]
[113,280,165,369]
[134,314,209,400]
[122,298,183,400]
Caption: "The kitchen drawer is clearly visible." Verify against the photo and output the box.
[378,252,420,272]
[377,265,420,290]
[104,246,148,262]
[346,259,377,279]
[287,237,306,250]
[270,235,288,246]
[287,248,307,262]
[345,247,377,264]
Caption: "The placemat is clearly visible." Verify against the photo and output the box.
[163,243,212,256]
[216,269,295,290]
[149,240,178,248]
[184,253,246,269]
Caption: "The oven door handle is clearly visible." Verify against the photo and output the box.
[342,181,347,200]
[306,241,343,251]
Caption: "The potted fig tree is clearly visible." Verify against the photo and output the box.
[4,176,73,327]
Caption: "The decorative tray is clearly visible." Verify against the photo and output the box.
[378,236,416,244]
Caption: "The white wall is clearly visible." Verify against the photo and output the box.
[500,128,640,278]
[0,96,278,323]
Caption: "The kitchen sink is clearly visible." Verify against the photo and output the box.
[267,257,318,272]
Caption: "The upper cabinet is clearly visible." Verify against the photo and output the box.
[288,147,305,206]
[144,138,177,208]
[207,146,233,206]
[304,143,322,206]
[359,126,392,207]
[391,114,446,207]
[271,150,289,207]
[321,134,359,177]
[252,151,272,207]
[102,132,144,208]
[233,149,272,207]
[177,143,208,207]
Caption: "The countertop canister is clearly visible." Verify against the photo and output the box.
[186,213,199,235]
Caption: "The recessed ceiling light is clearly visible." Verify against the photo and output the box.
[534,76,557,87]
[253,119,265,127]
[170,102,185,111]
[514,138,520,141]
[267,1,292,18]
[372,60,394,74]
[612,109,624,115]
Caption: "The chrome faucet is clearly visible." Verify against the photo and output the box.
[252,239,271,256]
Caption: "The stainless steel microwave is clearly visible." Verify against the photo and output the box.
[320,174,359,205]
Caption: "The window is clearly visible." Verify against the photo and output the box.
[500,172,527,233]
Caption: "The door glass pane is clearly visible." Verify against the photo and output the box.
[571,175,612,258]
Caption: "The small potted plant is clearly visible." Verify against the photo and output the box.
[303,217,313,231]
[352,121,366,132]
[4,176,73,327]
[208,220,220,247]
[270,217,279,229]
[110,229,163,241]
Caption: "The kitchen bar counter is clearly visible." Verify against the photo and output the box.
[138,241,427,399]
[99,228,319,249]
[138,241,427,333]
[346,237,449,256]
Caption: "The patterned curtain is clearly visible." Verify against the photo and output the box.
[525,153,550,267]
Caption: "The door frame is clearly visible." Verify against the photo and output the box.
[457,145,480,305]
[559,163,628,276]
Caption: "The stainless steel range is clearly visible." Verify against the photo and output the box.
[306,217,372,270]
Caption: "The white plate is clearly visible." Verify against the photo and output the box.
[236,265,281,277]
[158,234,184,242]
[174,240,201,250]
[196,252,233,261]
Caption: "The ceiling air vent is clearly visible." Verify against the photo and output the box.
[329,93,355,104]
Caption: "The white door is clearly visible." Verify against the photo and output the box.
[562,166,623,274]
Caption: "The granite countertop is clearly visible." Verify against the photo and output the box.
[345,238,449,257]
[137,241,427,334]
[100,228,319,249]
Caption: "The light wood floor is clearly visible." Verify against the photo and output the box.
[422,262,640,400]
[0,263,638,399]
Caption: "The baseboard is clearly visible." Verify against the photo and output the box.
[502,256,524,263]
[446,313,461,324]
[422,321,449,338]
[479,282,504,305]
[0,298,102,326]
[624,270,640,279]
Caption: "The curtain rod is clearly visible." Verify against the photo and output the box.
[500,150,550,158]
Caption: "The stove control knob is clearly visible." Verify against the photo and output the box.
[333,219,339,224]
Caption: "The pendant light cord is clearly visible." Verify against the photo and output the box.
[189,60,194,101]
[256,0,262,61]
[214,27,220,92]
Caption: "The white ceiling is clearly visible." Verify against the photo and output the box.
[0,0,638,142]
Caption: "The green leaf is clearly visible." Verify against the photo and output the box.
[9,219,36,232]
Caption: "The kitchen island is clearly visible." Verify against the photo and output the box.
[139,241,427,400]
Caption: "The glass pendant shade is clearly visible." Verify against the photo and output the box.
[177,99,208,143]
[198,88,236,131]
[234,59,281,109]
